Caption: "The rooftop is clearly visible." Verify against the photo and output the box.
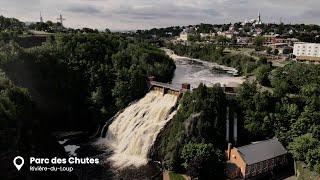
[237,138,287,165]
[294,42,320,45]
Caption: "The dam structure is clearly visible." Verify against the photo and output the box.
[100,77,190,169]
[148,76,191,97]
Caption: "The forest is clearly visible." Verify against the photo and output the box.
[0,32,175,131]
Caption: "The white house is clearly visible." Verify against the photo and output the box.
[177,27,196,41]
[178,31,188,41]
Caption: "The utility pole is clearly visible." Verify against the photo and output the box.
[57,14,66,26]
[40,12,43,23]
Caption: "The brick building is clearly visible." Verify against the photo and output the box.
[226,138,287,179]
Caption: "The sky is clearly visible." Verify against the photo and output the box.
[0,0,319,31]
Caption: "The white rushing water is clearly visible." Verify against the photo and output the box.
[103,90,178,168]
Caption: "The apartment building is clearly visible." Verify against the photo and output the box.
[293,42,320,62]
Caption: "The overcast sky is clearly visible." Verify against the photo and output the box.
[0,0,319,30]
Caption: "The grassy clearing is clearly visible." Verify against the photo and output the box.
[169,172,185,180]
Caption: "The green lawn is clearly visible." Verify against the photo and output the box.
[169,172,185,180]
[296,161,319,180]
[225,48,260,60]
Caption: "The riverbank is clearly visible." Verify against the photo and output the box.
[162,48,239,75]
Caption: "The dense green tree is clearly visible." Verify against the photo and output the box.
[289,134,319,161]
[181,142,224,179]
[306,148,320,173]
[271,63,320,95]
[0,69,33,128]
[216,35,230,45]
[253,36,265,51]
[266,47,272,54]
[236,82,275,140]
[0,15,24,31]
[254,64,272,86]
[188,34,201,42]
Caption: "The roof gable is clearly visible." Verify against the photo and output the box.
[237,138,287,165]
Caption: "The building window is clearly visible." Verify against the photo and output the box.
[281,155,287,164]
[270,159,275,168]
[250,164,255,174]
[263,161,268,172]
[257,162,262,173]
[246,165,251,176]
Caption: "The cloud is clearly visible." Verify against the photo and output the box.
[300,9,320,19]
[65,4,102,14]
[0,0,319,30]
[113,3,219,21]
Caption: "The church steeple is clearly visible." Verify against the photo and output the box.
[257,11,262,24]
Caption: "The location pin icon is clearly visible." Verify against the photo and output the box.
[13,156,24,171]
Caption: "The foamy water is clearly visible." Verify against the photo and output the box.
[102,90,178,168]
[163,48,245,89]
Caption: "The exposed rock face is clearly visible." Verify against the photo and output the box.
[184,112,203,137]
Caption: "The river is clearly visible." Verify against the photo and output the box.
[163,48,245,89]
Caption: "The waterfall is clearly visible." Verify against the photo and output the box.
[102,90,178,168]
